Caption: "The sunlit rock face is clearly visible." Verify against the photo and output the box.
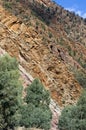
[0,0,84,108]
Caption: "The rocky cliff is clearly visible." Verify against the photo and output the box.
[0,1,86,129]
[0,0,85,107]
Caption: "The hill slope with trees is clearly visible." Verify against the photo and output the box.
[0,0,84,106]
[0,0,86,129]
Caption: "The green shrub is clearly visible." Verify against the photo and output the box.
[58,90,86,130]
[0,55,22,129]
[4,2,12,9]
[48,32,52,38]
[74,71,86,88]
[20,79,52,130]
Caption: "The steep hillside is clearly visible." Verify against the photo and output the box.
[0,0,86,107]
[2,0,86,77]
[0,47,61,130]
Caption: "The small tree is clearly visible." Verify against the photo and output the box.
[58,90,86,130]
[25,78,50,107]
[74,71,86,88]
[20,78,52,130]
[0,55,22,130]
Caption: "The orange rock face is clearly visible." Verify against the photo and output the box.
[0,1,83,107]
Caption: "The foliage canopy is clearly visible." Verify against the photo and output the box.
[20,78,52,130]
[0,55,22,130]
[58,90,86,130]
